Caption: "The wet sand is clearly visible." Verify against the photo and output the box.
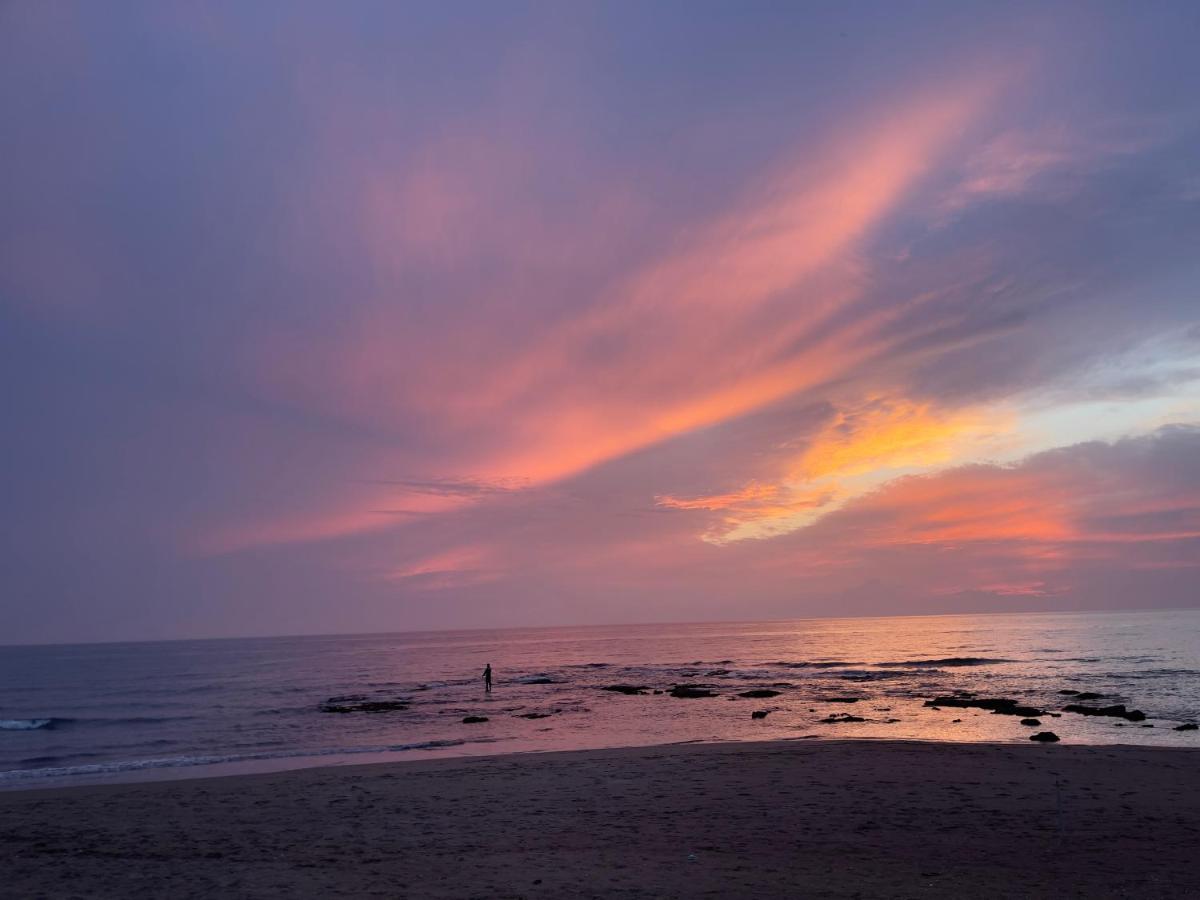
[2,739,1198,898]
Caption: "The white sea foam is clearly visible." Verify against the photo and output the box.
[0,719,54,731]
[0,738,487,784]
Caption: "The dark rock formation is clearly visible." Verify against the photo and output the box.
[516,712,551,719]
[751,710,770,719]
[1063,703,1146,722]
[670,685,718,698]
[1020,718,1041,726]
[1074,692,1106,701]
[602,685,648,695]
[820,713,866,724]
[1029,732,1060,742]
[738,689,781,699]
[1174,723,1198,731]
[924,696,1043,716]
[823,697,863,703]
[462,716,489,724]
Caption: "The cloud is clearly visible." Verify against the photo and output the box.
[3,2,1200,640]
[333,426,1200,628]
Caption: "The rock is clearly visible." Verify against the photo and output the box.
[823,697,863,703]
[1074,692,1106,701]
[516,712,551,719]
[751,710,770,719]
[652,690,663,695]
[925,696,1041,715]
[320,699,409,714]
[670,685,718,698]
[990,705,1045,717]
[737,689,781,699]
[1020,718,1041,726]
[1058,690,1080,695]
[1063,703,1146,722]
[951,718,962,723]
[820,713,866,724]
[602,685,648,695]
[1174,723,1198,731]
[462,716,489,724]
[1029,732,1060,743]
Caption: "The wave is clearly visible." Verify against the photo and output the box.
[84,715,198,727]
[0,737,495,785]
[0,718,61,731]
[768,661,862,669]
[834,669,921,682]
[1,715,202,732]
[19,753,104,767]
[413,679,474,690]
[874,657,1013,668]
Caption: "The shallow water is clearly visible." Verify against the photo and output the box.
[1,609,1197,789]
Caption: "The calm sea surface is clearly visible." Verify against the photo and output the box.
[1,609,1197,789]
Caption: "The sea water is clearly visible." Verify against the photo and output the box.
[1,609,1197,789]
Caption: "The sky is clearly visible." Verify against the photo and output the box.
[2,1,1199,644]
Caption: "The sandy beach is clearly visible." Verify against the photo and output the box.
[2,739,1198,899]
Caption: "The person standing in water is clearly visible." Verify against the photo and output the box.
[483,664,493,693]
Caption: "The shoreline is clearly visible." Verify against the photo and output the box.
[4,728,1198,794]
[3,739,1198,897]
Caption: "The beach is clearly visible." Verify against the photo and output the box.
[3,739,1197,899]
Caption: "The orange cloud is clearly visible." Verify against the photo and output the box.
[657,395,1014,544]
[387,544,498,589]
[214,66,1010,553]
[793,397,1008,482]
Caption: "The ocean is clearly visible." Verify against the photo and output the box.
[1,609,1197,789]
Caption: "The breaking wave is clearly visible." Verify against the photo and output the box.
[874,657,1013,668]
[0,737,494,785]
[0,719,59,731]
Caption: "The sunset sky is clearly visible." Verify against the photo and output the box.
[3,1,1199,643]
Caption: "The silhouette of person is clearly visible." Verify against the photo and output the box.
[483,664,493,693]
